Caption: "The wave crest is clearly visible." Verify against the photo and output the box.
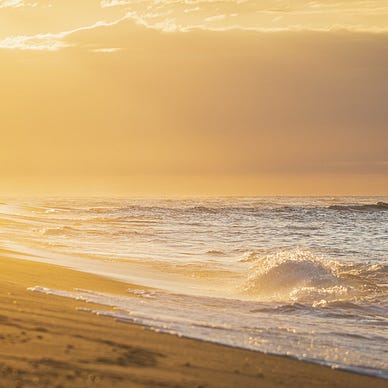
[240,249,386,304]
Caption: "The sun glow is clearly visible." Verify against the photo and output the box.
[0,0,387,195]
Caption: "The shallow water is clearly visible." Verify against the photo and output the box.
[0,197,387,377]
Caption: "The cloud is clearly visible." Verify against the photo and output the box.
[184,7,200,14]
[96,0,388,33]
[1,0,388,52]
[0,0,36,8]
[0,15,129,51]
[0,35,67,51]
[91,47,122,53]
[205,14,226,22]
[100,0,130,7]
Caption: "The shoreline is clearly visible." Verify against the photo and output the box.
[0,255,386,387]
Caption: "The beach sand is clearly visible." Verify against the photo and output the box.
[0,254,385,388]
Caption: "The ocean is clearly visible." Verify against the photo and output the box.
[0,197,387,378]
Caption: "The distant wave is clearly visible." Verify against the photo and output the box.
[328,202,388,211]
[206,250,226,256]
[84,204,297,217]
[85,202,388,218]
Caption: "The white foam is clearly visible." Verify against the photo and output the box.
[27,285,388,379]
[239,249,384,304]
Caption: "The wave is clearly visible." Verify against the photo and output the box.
[328,202,388,211]
[81,202,388,221]
[206,250,226,256]
[240,249,387,305]
[82,203,317,218]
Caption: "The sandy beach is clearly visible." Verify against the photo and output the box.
[1,0,387,384]
[0,254,385,388]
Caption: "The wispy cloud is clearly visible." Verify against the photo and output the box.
[0,34,68,51]
[0,16,128,51]
[98,0,388,33]
[1,0,387,52]
[100,0,130,7]
[0,0,36,8]
[91,47,123,53]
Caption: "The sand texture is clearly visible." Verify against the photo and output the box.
[0,255,386,388]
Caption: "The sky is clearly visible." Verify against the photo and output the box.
[0,0,387,196]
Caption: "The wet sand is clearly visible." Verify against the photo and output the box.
[0,254,385,388]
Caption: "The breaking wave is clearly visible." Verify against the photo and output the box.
[240,249,387,304]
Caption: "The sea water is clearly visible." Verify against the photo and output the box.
[0,197,387,377]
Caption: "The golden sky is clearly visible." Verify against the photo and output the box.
[0,0,387,195]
